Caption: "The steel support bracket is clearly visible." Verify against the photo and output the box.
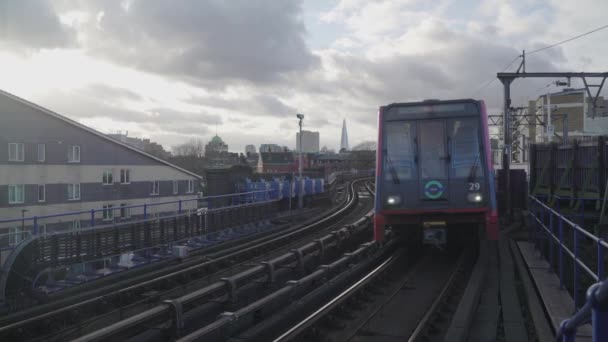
[221,277,238,303]
[314,238,325,258]
[261,261,276,284]
[290,248,305,271]
[163,299,184,337]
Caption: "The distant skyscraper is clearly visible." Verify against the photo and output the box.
[259,144,283,153]
[296,130,320,153]
[340,119,349,151]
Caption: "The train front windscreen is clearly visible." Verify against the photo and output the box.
[383,117,483,184]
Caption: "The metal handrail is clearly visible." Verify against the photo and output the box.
[0,189,274,225]
[528,194,608,311]
[556,281,608,341]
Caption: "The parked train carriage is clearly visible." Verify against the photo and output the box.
[373,99,498,247]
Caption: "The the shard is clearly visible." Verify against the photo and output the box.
[340,119,349,151]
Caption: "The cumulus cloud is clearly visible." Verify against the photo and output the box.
[50,0,319,86]
[2,0,607,153]
[0,0,76,49]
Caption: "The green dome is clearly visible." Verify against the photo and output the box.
[210,135,224,144]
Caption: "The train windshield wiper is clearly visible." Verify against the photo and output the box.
[386,155,401,184]
[468,154,480,181]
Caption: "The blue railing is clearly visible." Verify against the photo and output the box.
[529,195,606,309]
[557,281,608,342]
[528,195,608,341]
[0,189,276,249]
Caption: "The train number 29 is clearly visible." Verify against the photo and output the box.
[469,182,480,191]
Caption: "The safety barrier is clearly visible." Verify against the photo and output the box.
[556,281,608,341]
[0,189,276,251]
[529,195,608,341]
[529,195,607,309]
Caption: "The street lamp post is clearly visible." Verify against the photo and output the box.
[297,114,304,209]
[21,209,28,242]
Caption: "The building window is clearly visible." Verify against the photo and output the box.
[37,144,46,162]
[68,184,81,200]
[8,143,24,162]
[120,169,131,184]
[38,224,47,235]
[120,203,131,218]
[151,181,160,195]
[173,180,178,195]
[8,185,25,204]
[102,169,113,185]
[68,145,80,163]
[69,220,81,231]
[103,204,114,221]
[9,227,23,246]
[38,184,46,202]
[187,180,194,193]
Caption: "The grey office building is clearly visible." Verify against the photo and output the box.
[0,89,202,253]
[296,130,320,153]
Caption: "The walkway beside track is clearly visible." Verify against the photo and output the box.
[517,241,592,342]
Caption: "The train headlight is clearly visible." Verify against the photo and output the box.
[386,195,401,205]
[467,193,483,203]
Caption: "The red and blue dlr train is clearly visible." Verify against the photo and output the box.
[373,99,499,246]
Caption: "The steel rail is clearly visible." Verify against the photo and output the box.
[273,251,398,341]
[67,178,372,342]
[0,178,369,338]
[408,250,469,342]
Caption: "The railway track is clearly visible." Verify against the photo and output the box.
[271,240,478,342]
[0,178,374,341]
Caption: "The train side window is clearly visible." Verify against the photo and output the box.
[384,121,416,181]
[449,119,481,178]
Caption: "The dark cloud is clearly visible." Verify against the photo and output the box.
[0,0,75,49]
[55,0,319,86]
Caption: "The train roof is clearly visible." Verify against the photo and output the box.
[381,98,481,108]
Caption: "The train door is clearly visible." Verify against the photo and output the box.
[417,120,449,202]
[417,120,449,245]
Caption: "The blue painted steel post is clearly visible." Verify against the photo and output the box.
[178,200,182,214]
[541,201,547,254]
[549,211,554,272]
[534,200,540,250]
[599,239,605,281]
[560,218,565,289]
[581,199,585,228]
[559,320,576,342]
[33,216,38,235]
[144,204,147,219]
[90,209,95,227]
[574,229,580,310]
[588,283,608,342]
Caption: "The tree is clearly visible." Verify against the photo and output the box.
[172,138,204,157]
[352,141,377,151]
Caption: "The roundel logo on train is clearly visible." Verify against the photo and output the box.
[424,180,444,199]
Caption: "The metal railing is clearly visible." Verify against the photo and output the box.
[0,189,276,250]
[528,195,608,341]
[557,281,608,341]
[528,195,607,309]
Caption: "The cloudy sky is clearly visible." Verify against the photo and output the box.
[1,0,607,153]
